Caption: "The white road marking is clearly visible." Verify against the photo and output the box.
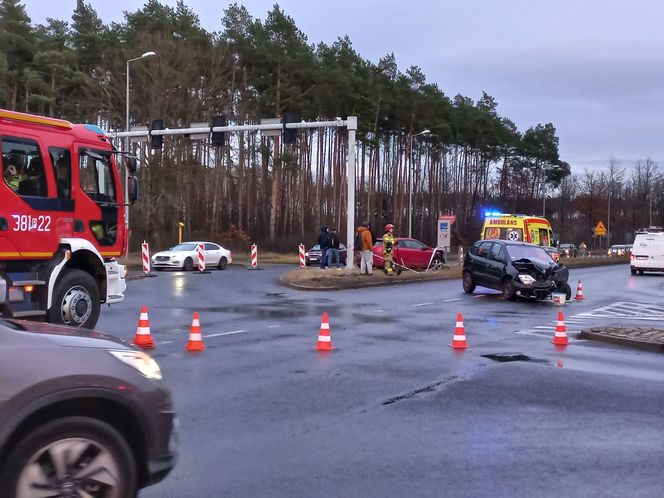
[443,298,462,302]
[535,326,555,330]
[473,294,486,298]
[205,330,247,338]
[159,341,173,345]
[268,325,281,328]
[412,302,433,307]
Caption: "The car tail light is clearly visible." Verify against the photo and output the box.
[630,254,635,261]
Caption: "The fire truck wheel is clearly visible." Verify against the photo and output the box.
[47,269,100,329]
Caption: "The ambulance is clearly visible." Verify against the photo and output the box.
[481,212,559,260]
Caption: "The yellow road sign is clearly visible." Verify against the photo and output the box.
[594,221,607,236]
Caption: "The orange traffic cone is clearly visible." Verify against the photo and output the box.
[552,311,569,346]
[185,312,206,352]
[575,280,585,301]
[449,312,468,349]
[316,311,333,351]
[132,305,154,349]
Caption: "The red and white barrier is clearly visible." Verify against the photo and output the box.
[251,244,258,268]
[142,241,151,274]
[197,243,206,272]
[299,244,305,268]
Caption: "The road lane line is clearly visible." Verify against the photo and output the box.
[159,341,173,345]
[411,302,433,307]
[443,298,462,302]
[535,326,555,330]
[205,330,247,338]
[268,325,281,328]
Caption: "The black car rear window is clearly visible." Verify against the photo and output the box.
[506,245,552,262]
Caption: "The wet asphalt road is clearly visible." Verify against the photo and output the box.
[97,263,664,498]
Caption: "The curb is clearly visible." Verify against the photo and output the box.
[578,329,664,353]
[280,272,461,291]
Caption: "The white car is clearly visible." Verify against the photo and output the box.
[151,241,232,271]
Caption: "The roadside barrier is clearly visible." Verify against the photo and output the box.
[299,244,306,268]
[141,241,157,277]
[142,241,150,274]
[185,312,206,351]
[552,311,569,346]
[449,312,468,349]
[194,243,210,274]
[575,280,585,301]
[316,311,333,351]
[132,305,155,349]
[248,243,262,270]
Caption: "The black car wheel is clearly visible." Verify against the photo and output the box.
[183,257,193,271]
[218,257,228,270]
[630,267,637,276]
[560,282,572,300]
[502,278,516,300]
[1,417,137,498]
[462,271,476,293]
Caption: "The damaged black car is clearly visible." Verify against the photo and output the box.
[462,240,571,300]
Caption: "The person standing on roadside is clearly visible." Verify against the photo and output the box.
[326,228,342,270]
[383,224,396,276]
[317,226,329,269]
[356,222,374,275]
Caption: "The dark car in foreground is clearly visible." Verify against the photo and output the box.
[304,244,347,266]
[463,240,571,300]
[0,319,176,498]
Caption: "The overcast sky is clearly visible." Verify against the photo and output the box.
[23,0,664,171]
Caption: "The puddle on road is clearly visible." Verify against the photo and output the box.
[352,313,394,324]
[481,352,548,363]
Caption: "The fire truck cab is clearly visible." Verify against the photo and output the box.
[0,109,137,328]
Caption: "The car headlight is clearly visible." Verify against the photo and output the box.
[518,274,536,285]
[109,350,162,380]
[304,252,309,257]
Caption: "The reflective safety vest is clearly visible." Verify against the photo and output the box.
[383,232,395,253]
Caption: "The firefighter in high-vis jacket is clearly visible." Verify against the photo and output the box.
[382,224,396,275]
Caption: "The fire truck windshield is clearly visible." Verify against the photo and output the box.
[79,149,116,204]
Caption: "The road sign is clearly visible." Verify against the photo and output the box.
[437,215,456,251]
[594,221,607,237]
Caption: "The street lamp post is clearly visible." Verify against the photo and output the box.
[125,51,156,154]
[124,51,156,232]
[408,129,430,238]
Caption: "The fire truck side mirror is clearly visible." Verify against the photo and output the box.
[126,156,138,174]
[128,176,139,205]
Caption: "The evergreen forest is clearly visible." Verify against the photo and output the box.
[1,0,661,251]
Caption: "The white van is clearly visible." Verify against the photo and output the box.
[630,229,664,275]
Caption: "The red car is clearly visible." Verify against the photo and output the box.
[371,238,445,273]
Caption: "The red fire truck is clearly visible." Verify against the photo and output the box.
[0,109,138,328]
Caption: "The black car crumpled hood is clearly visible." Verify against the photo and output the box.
[512,258,568,283]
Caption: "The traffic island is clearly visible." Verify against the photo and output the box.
[579,326,664,353]
[280,267,462,290]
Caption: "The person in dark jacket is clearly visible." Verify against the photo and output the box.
[326,228,342,269]
[317,226,329,269]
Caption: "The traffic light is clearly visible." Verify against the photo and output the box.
[150,119,164,150]
[211,115,227,147]
[282,111,300,145]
